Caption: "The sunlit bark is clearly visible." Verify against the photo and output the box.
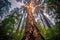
[22,0,44,40]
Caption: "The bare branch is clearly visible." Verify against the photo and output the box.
[35,2,44,8]
[46,4,57,7]
[40,8,44,11]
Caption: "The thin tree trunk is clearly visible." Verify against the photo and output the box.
[16,17,22,33]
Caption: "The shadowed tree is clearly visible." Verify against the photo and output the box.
[0,0,11,19]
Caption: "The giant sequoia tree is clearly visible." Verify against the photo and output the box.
[0,0,60,40]
[15,0,59,40]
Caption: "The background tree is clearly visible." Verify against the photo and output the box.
[0,7,24,40]
[0,0,11,21]
[45,0,60,40]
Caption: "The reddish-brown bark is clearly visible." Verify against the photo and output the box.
[22,4,44,40]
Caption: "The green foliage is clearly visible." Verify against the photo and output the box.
[37,20,60,40]
[0,14,15,40]
[37,22,48,39]
[0,8,22,40]
[45,22,60,40]
[12,30,24,40]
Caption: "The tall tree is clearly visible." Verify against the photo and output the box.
[0,7,23,40]
[16,0,45,40]
[45,0,60,40]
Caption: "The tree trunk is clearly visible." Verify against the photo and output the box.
[22,7,44,40]
[16,17,22,33]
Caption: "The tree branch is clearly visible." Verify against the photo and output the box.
[47,4,57,7]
